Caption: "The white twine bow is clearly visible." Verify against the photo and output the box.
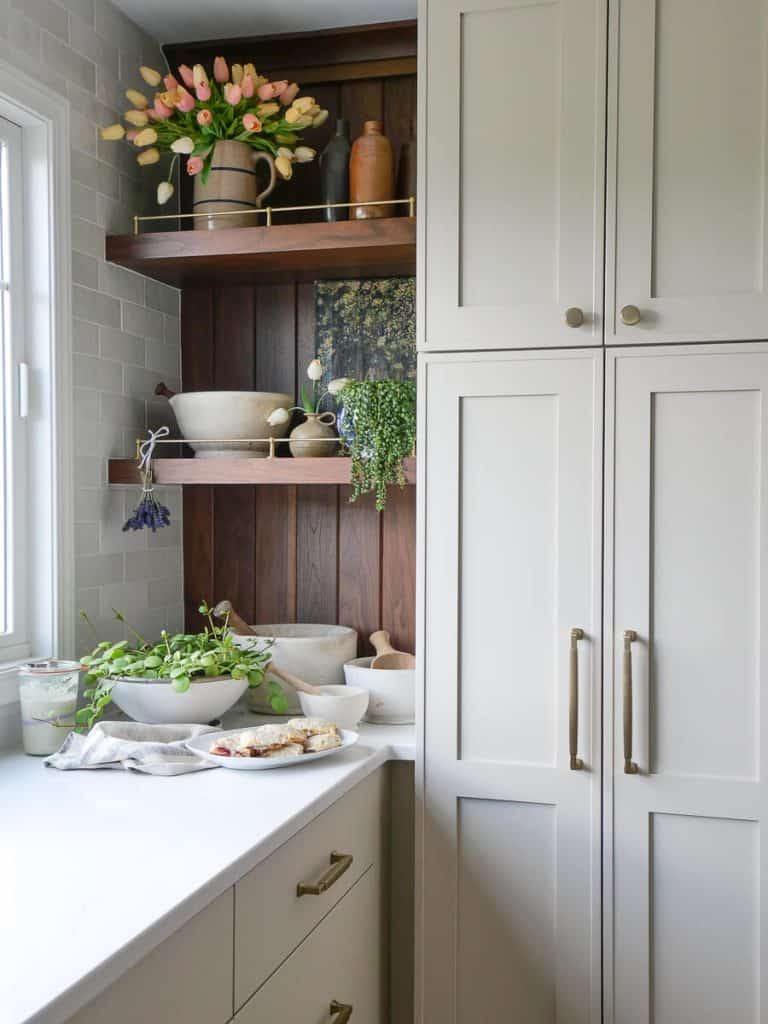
[138,426,170,473]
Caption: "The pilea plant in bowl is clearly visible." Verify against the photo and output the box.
[77,603,282,729]
[337,380,417,511]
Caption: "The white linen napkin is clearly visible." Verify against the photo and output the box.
[45,722,220,775]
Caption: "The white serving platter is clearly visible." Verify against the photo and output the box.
[185,727,358,770]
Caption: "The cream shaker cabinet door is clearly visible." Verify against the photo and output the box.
[234,866,383,1024]
[608,0,768,344]
[418,351,603,1024]
[606,345,768,1023]
[420,0,606,350]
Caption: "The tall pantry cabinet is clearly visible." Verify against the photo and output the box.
[417,1,768,1023]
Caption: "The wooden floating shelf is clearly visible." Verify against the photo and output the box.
[108,456,417,487]
[105,217,416,286]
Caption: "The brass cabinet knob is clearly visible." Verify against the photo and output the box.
[564,307,585,328]
[620,304,641,326]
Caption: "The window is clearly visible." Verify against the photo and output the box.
[0,68,74,702]
[0,115,28,661]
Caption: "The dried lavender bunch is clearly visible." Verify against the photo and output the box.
[123,470,171,532]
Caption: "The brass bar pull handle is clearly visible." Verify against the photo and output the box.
[297,852,353,897]
[330,1000,353,1023]
[569,628,585,770]
[623,630,639,774]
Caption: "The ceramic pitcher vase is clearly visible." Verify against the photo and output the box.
[349,120,394,220]
[289,412,338,458]
[192,140,277,230]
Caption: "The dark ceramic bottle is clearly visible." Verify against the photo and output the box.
[319,119,350,222]
[350,120,394,219]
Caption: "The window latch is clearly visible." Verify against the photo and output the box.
[18,361,28,418]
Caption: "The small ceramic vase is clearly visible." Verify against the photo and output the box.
[349,120,394,219]
[289,412,338,458]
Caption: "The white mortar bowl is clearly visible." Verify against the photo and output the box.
[298,685,369,730]
[110,676,248,724]
[343,656,415,725]
[169,390,293,458]
[232,624,358,715]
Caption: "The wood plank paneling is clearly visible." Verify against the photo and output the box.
[338,489,382,656]
[175,40,417,647]
[381,483,416,654]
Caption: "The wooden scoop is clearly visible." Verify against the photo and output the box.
[369,630,416,670]
[267,662,323,697]
[154,381,176,400]
[212,599,254,636]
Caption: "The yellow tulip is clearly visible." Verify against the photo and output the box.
[292,96,315,115]
[139,66,162,87]
[159,89,180,109]
[294,146,315,163]
[100,123,125,141]
[124,108,149,127]
[137,147,160,166]
[257,102,279,118]
[312,109,329,128]
[294,115,313,129]
[231,63,243,84]
[125,88,148,109]
[244,63,258,81]
[134,127,158,147]
[285,107,301,124]
[192,64,208,88]
[275,155,293,180]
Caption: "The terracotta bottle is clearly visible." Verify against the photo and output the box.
[349,120,394,219]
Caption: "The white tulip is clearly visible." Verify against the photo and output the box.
[267,407,290,426]
[157,181,175,205]
[327,377,351,395]
[306,359,323,381]
[171,137,195,154]
[294,146,315,163]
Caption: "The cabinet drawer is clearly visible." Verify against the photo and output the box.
[235,768,384,1010]
[67,889,233,1024]
[234,864,383,1024]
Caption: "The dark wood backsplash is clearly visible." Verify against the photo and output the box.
[169,22,417,655]
[180,283,416,656]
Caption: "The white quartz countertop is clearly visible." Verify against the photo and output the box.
[0,715,415,1024]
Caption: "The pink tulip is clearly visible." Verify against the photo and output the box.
[241,74,255,99]
[178,64,195,88]
[125,129,139,142]
[196,82,211,102]
[163,73,179,90]
[174,88,196,113]
[186,155,204,176]
[153,95,174,119]
[280,82,300,106]
[257,82,276,101]
[146,108,157,120]
[271,80,289,97]
[224,83,242,105]
[213,56,229,83]
[242,113,261,133]
[197,108,213,126]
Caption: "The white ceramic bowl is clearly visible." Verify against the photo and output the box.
[169,390,292,458]
[109,676,248,724]
[298,685,370,730]
[343,656,415,724]
[232,624,358,715]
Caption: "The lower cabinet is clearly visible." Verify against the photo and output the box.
[67,768,388,1024]
[233,865,383,1024]
[67,890,235,1024]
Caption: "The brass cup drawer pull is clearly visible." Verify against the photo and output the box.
[297,851,353,897]
[330,1000,353,1022]
[623,630,639,774]
[569,628,585,770]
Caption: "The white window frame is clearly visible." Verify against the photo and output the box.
[0,61,73,703]
[0,114,29,661]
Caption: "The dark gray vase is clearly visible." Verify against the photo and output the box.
[320,119,350,222]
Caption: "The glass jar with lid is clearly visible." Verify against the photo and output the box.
[18,660,80,756]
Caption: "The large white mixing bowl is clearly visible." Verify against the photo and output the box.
[169,390,292,458]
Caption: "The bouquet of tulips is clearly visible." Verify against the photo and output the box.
[101,58,329,205]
